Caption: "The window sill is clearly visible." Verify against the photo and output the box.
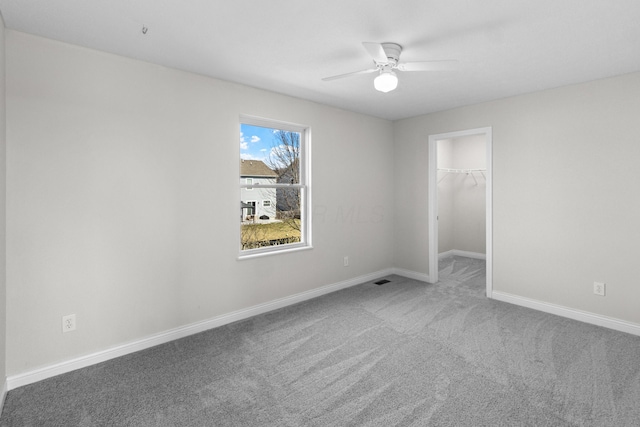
[237,244,313,261]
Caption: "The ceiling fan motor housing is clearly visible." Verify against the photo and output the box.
[380,43,402,65]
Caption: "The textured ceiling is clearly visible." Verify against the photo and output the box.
[1,0,640,120]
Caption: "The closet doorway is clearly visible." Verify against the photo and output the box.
[428,127,492,297]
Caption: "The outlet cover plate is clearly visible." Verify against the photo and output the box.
[62,314,76,333]
[593,282,606,296]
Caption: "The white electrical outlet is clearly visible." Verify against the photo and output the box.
[343,256,349,267]
[62,314,76,333]
[593,282,606,296]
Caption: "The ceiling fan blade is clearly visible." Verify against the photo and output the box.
[397,60,459,72]
[322,68,378,81]
[362,42,388,63]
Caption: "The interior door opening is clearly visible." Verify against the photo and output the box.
[428,128,493,297]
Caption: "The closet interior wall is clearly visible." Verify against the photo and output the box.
[437,135,486,256]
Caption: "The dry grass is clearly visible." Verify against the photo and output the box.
[241,220,301,249]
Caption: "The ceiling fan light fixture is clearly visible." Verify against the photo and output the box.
[374,70,398,92]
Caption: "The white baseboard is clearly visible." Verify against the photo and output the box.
[492,291,640,337]
[391,268,431,283]
[7,269,394,391]
[439,249,486,260]
[17,269,635,393]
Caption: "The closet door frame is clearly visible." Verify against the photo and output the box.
[428,127,493,297]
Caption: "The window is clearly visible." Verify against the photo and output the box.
[239,116,310,256]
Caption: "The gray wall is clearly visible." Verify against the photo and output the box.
[452,135,486,254]
[5,31,395,375]
[394,71,640,325]
[437,139,454,253]
[5,27,640,380]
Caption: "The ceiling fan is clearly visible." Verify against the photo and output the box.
[323,42,458,93]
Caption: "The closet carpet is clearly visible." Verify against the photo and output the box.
[2,256,640,426]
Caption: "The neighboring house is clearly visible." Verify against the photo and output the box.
[240,160,277,220]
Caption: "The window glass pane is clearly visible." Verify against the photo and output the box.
[240,120,307,254]
[269,130,301,185]
[241,188,302,250]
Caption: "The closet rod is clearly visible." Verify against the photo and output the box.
[437,168,486,173]
[437,168,486,185]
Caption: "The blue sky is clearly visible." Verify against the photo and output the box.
[240,123,276,163]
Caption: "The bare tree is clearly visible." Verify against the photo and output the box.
[265,130,301,233]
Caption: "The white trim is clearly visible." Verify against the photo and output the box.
[237,243,313,260]
[303,133,312,248]
[240,114,308,134]
[438,250,486,260]
[428,138,438,284]
[485,127,493,298]
[492,291,640,337]
[0,379,7,413]
[240,183,304,189]
[6,268,393,391]
[428,127,493,294]
[391,268,431,283]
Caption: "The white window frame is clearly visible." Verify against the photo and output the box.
[238,115,312,258]
[246,178,253,190]
[262,200,271,207]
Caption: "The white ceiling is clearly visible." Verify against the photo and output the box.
[1,0,639,120]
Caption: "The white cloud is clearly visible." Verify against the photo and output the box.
[240,132,250,150]
[251,135,261,143]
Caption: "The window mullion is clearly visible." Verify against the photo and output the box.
[240,184,306,189]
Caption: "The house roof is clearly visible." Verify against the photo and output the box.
[240,160,277,177]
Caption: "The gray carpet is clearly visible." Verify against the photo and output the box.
[2,256,640,426]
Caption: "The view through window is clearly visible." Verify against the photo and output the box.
[239,118,309,254]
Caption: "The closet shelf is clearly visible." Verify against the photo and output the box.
[437,168,486,185]
[437,168,486,173]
